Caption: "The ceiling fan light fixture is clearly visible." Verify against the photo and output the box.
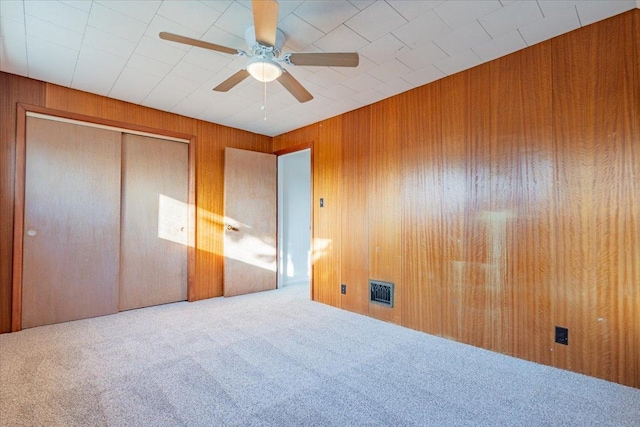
[159,1,356,103]
[246,57,282,83]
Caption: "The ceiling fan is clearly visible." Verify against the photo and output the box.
[159,0,359,103]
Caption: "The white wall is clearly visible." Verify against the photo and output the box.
[277,149,311,287]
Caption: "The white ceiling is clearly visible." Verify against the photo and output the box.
[1,0,638,137]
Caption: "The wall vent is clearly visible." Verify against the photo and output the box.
[369,280,394,307]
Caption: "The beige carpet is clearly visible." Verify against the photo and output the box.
[1,283,639,426]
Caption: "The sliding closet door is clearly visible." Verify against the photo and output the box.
[22,117,122,328]
[119,134,188,311]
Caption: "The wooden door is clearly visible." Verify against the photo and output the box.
[119,134,188,311]
[224,148,277,297]
[22,117,121,328]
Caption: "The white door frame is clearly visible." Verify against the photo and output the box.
[277,147,312,290]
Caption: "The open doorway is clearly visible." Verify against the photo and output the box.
[277,149,311,291]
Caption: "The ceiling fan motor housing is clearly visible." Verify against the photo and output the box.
[245,26,285,58]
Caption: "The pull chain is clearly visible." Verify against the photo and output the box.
[262,80,267,121]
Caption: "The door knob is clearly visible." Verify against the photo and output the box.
[27,229,37,237]
[227,225,238,231]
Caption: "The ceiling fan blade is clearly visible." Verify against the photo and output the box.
[159,32,238,55]
[213,70,250,92]
[286,52,359,67]
[252,0,279,47]
[277,70,313,103]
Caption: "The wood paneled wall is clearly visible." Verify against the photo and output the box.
[340,108,369,315]
[551,10,639,384]
[2,9,638,388]
[0,74,271,332]
[314,118,342,307]
[273,10,640,388]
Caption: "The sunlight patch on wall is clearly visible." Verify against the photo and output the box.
[226,233,277,272]
[312,238,332,262]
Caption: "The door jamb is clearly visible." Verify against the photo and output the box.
[273,142,313,299]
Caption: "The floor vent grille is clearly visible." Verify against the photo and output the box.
[370,280,394,307]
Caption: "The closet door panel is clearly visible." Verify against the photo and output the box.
[119,134,188,311]
[22,117,121,328]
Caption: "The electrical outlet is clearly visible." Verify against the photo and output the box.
[555,326,568,345]
[341,284,346,294]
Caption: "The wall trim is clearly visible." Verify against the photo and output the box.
[273,142,312,156]
[26,111,191,143]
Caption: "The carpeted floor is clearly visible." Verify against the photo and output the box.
[1,283,639,426]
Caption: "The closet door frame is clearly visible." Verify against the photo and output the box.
[11,103,197,332]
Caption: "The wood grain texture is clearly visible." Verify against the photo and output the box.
[11,105,28,332]
[490,43,554,363]
[400,84,443,335]
[252,0,279,47]
[191,122,271,300]
[45,84,100,118]
[223,148,277,297]
[632,7,640,390]
[0,73,45,333]
[340,108,370,315]
[272,121,332,307]
[266,10,640,388]
[44,84,271,302]
[273,123,318,153]
[273,142,311,156]
[187,135,197,302]
[22,117,121,328]
[194,121,228,299]
[46,84,193,135]
[440,66,492,349]
[14,104,195,141]
[1,78,269,332]
[368,98,402,324]
[313,118,341,306]
[119,134,188,311]
[10,104,199,328]
[2,9,638,389]
[552,11,639,387]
